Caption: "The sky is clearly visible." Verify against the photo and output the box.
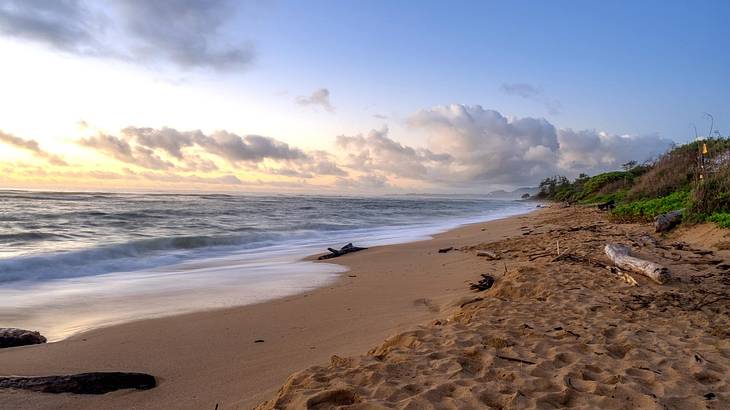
[0,0,728,193]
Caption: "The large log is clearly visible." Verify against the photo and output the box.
[0,372,156,394]
[654,210,683,232]
[604,244,670,284]
[0,328,46,348]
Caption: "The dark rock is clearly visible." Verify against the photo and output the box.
[254,339,265,343]
[438,247,453,253]
[0,328,47,348]
[0,372,156,394]
[704,392,715,400]
[597,199,615,211]
[654,210,683,233]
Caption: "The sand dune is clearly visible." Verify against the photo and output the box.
[258,207,730,409]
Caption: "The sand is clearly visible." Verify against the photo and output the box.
[1,206,729,409]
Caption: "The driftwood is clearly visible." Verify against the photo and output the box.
[604,244,670,284]
[469,274,495,291]
[654,210,683,233]
[0,328,46,348]
[438,247,453,253]
[476,250,500,260]
[0,372,156,394]
[318,243,367,260]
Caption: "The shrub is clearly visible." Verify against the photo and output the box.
[612,190,691,221]
[690,163,730,216]
[708,213,730,228]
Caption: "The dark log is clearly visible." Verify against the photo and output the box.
[0,328,46,348]
[318,243,368,260]
[597,199,615,211]
[0,372,156,394]
[438,247,453,253]
[654,210,683,233]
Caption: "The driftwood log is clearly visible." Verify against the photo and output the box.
[476,250,500,260]
[604,244,670,284]
[318,243,367,260]
[0,328,46,348]
[0,372,156,394]
[654,210,683,233]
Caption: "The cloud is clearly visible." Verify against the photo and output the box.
[336,173,390,191]
[408,105,559,184]
[331,104,672,188]
[65,108,673,191]
[78,133,174,170]
[500,82,562,115]
[122,126,200,159]
[0,0,254,69]
[0,129,67,165]
[296,88,334,112]
[500,83,542,99]
[197,131,307,163]
[557,129,671,173]
[336,127,452,180]
[372,114,389,120]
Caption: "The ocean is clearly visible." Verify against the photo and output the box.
[0,190,534,340]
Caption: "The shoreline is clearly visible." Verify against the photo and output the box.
[1,201,537,343]
[0,206,544,409]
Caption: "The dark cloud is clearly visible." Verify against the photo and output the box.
[198,131,307,163]
[296,88,334,112]
[78,133,174,170]
[500,83,542,99]
[0,129,67,165]
[500,82,562,115]
[119,126,307,165]
[122,126,200,159]
[0,0,254,69]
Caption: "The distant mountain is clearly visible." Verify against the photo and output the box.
[485,187,538,199]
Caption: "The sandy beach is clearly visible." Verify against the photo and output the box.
[1,205,729,409]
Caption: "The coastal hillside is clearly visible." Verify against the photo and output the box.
[535,137,730,228]
[257,206,730,408]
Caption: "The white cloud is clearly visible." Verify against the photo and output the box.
[296,88,334,112]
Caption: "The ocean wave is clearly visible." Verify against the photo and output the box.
[0,232,70,242]
[0,232,285,283]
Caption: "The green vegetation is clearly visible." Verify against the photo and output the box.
[612,190,691,221]
[536,137,730,229]
[708,213,730,229]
